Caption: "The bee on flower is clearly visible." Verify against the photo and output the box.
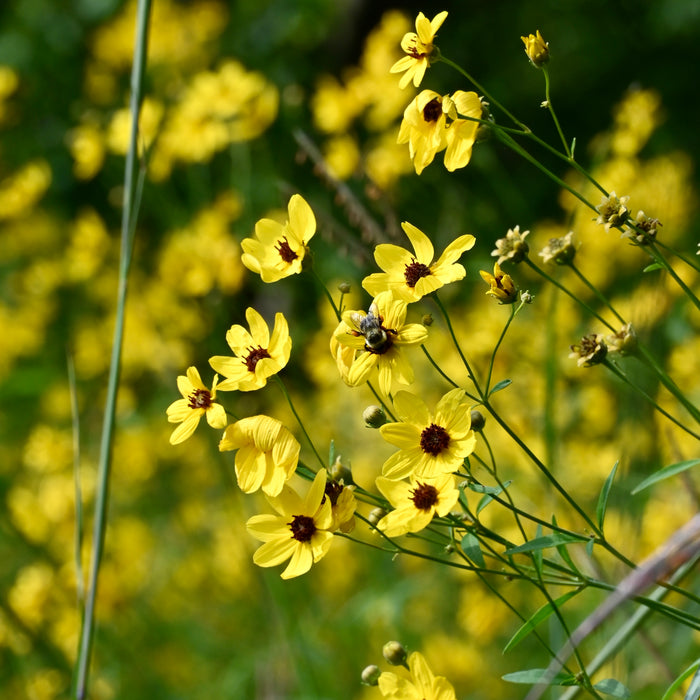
[390,11,448,89]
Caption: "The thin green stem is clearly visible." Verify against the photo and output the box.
[272,375,326,470]
[310,267,341,321]
[655,239,700,273]
[73,2,152,697]
[568,262,625,325]
[542,66,570,157]
[648,241,700,312]
[524,258,616,331]
[485,304,517,394]
[420,344,466,392]
[603,360,700,440]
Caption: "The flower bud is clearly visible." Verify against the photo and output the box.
[606,323,637,356]
[421,313,434,327]
[382,641,408,666]
[338,281,351,294]
[470,409,485,432]
[521,30,549,67]
[368,507,387,527]
[329,455,353,484]
[570,334,607,367]
[363,405,387,429]
[539,231,577,265]
[361,665,381,686]
[520,290,534,304]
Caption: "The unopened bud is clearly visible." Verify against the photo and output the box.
[363,405,387,429]
[368,507,386,527]
[382,641,407,666]
[338,282,351,294]
[329,455,353,484]
[361,665,381,686]
[470,409,485,432]
[421,313,433,327]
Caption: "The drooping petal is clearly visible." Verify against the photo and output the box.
[206,402,228,429]
[253,537,298,568]
[347,351,377,387]
[235,446,267,493]
[166,398,192,423]
[280,542,313,579]
[168,411,202,445]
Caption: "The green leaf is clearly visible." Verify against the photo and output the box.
[570,137,577,157]
[631,459,700,495]
[597,460,619,530]
[532,524,543,575]
[551,515,580,573]
[489,378,512,396]
[460,532,485,568]
[594,678,631,698]
[502,669,576,686]
[586,537,595,557]
[473,480,512,515]
[643,262,663,272]
[504,533,588,556]
[328,440,336,468]
[661,659,700,700]
[503,589,581,653]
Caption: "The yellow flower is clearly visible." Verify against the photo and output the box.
[570,334,608,367]
[479,262,518,304]
[166,367,227,445]
[380,389,476,480]
[521,30,549,66]
[324,478,357,533]
[333,291,428,396]
[209,308,291,391]
[375,473,459,537]
[378,651,457,700]
[219,415,300,496]
[246,469,334,579]
[390,11,448,89]
[595,191,630,232]
[362,222,476,303]
[241,194,316,282]
[398,90,481,174]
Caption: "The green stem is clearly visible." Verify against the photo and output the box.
[73,2,152,697]
[524,258,615,331]
[602,360,700,440]
[310,267,341,321]
[485,304,517,394]
[568,262,626,325]
[272,375,326,470]
[648,241,700,312]
[420,345,466,392]
[542,66,570,157]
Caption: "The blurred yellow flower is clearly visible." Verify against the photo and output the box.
[209,308,291,391]
[219,415,300,496]
[0,160,52,220]
[333,291,428,396]
[241,194,316,283]
[246,469,334,579]
[378,650,457,699]
[166,366,227,445]
[363,221,475,302]
[375,473,459,536]
[479,262,518,304]
[380,389,475,480]
[67,123,105,180]
[390,11,448,89]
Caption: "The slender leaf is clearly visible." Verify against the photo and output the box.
[504,533,588,555]
[474,480,512,515]
[632,459,700,495]
[469,482,511,495]
[503,589,581,653]
[489,378,512,396]
[461,532,485,568]
[594,678,631,698]
[328,439,336,468]
[683,664,700,700]
[643,262,663,272]
[597,460,619,530]
[586,537,595,557]
[551,515,581,574]
[662,660,700,700]
[502,669,576,685]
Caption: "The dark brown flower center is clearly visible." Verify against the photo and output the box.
[244,345,271,372]
[289,514,316,542]
[410,482,439,510]
[420,423,450,456]
[324,481,343,506]
[187,388,212,410]
[404,259,431,288]
[275,236,298,263]
[423,98,442,123]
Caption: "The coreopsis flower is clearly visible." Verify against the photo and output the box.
[166,367,227,445]
[570,333,608,367]
[241,194,316,282]
[378,651,457,700]
[380,389,476,480]
[218,415,299,496]
[209,307,291,391]
[539,230,577,265]
[324,478,357,533]
[491,225,530,265]
[479,262,518,304]
[521,30,549,66]
[595,191,630,232]
[246,469,334,579]
[390,11,448,89]
[362,221,476,302]
[605,323,637,355]
[623,210,661,245]
[333,291,428,396]
[375,473,459,537]
[398,90,481,174]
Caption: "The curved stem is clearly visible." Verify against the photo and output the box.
[542,66,570,157]
[568,262,626,325]
[485,304,517,394]
[310,267,341,321]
